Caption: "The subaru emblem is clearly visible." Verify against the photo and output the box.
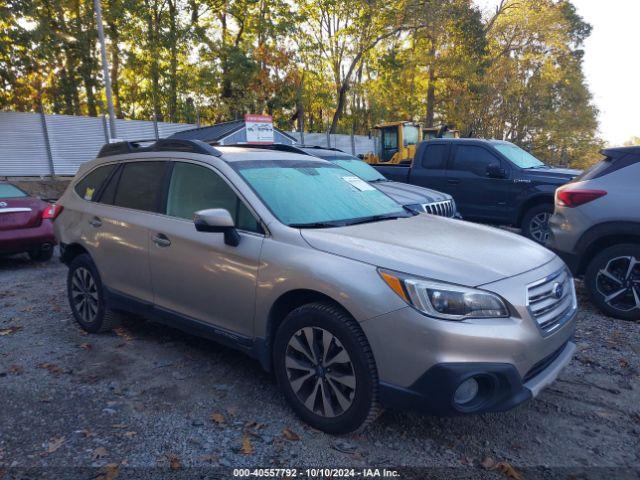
[552,282,564,299]
[0,201,7,208]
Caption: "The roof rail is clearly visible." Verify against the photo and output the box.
[97,138,223,158]
[224,143,310,155]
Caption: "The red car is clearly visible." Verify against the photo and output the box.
[0,182,60,262]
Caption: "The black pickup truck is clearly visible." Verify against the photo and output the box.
[373,138,581,243]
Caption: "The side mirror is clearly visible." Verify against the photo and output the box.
[486,163,506,179]
[193,208,240,247]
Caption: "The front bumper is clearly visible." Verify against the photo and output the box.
[379,341,575,415]
[0,220,56,255]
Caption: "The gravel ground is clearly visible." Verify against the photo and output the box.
[0,253,639,478]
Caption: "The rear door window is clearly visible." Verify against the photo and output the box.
[166,162,261,232]
[451,145,501,176]
[74,164,117,201]
[113,161,167,212]
[421,144,448,169]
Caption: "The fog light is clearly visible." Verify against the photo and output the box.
[454,377,479,405]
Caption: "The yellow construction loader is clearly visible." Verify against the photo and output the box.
[363,122,459,165]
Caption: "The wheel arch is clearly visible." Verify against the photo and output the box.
[516,195,554,227]
[60,242,91,265]
[258,289,357,372]
[576,222,640,275]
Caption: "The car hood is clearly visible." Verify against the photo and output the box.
[373,181,452,205]
[524,167,582,183]
[300,214,555,287]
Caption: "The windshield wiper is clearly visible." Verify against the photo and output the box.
[289,221,344,229]
[369,178,390,183]
[341,213,407,226]
[528,164,549,169]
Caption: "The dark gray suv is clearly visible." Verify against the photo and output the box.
[548,146,640,320]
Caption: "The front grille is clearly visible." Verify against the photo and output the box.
[523,341,568,383]
[526,269,576,334]
[422,200,454,218]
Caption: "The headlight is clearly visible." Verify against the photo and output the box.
[379,269,509,320]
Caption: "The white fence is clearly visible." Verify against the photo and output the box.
[0,111,376,177]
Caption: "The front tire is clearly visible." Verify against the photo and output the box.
[585,244,640,321]
[273,302,380,434]
[521,204,554,244]
[67,254,124,332]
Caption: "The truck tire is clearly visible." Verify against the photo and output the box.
[273,302,381,434]
[585,244,640,321]
[521,204,554,244]
[67,254,125,333]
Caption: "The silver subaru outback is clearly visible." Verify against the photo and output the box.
[53,138,577,434]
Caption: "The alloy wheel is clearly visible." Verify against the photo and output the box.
[285,327,356,418]
[596,256,640,312]
[529,212,551,243]
[71,267,100,323]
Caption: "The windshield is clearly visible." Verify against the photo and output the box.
[0,184,28,199]
[302,150,387,182]
[235,160,407,227]
[494,143,546,169]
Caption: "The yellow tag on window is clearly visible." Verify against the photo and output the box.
[84,187,95,201]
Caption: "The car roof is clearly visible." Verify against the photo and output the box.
[425,138,511,146]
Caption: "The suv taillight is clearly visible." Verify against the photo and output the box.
[42,204,63,220]
[556,189,607,208]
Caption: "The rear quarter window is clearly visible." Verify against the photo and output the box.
[0,184,28,199]
[112,161,167,212]
[576,154,639,181]
[74,164,117,201]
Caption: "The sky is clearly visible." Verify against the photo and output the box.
[474,0,640,146]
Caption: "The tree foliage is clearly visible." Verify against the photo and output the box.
[0,0,601,166]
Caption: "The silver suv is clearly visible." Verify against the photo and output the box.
[548,146,640,321]
[54,138,577,433]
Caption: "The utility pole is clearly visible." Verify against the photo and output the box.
[94,0,117,140]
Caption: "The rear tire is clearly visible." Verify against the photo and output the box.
[67,254,125,332]
[273,302,380,434]
[521,204,554,244]
[585,244,640,321]
[28,244,53,262]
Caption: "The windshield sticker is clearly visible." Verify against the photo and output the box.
[342,176,375,192]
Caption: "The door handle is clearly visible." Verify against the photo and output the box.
[88,217,102,228]
[446,179,461,185]
[152,233,171,248]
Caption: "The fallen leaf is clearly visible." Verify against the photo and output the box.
[480,456,522,480]
[168,454,181,470]
[8,364,23,375]
[92,447,108,460]
[46,436,66,453]
[76,429,95,438]
[113,327,134,342]
[282,427,300,441]
[80,343,92,351]
[210,413,225,425]
[38,363,63,375]
[96,463,119,480]
[241,435,253,455]
[0,326,21,336]
[619,358,629,368]
[123,431,137,438]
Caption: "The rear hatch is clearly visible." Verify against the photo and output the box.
[0,197,44,231]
